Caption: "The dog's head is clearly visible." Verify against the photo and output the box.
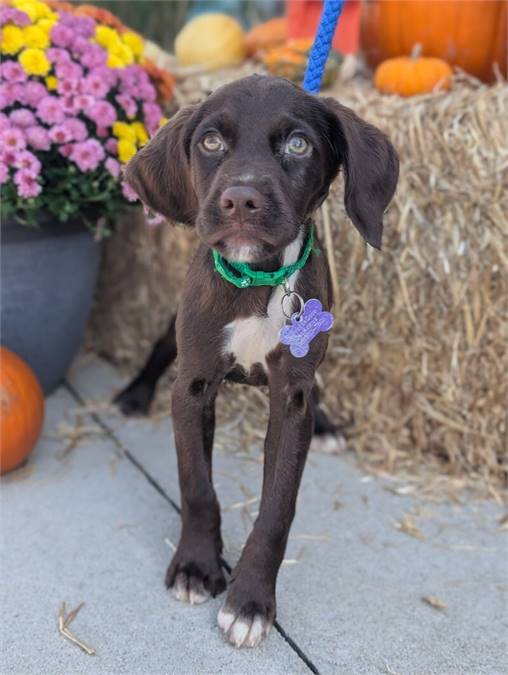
[126,75,398,262]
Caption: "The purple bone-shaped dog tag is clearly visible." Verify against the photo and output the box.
[279,298,334,358]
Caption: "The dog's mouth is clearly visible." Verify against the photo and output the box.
[203,225,279,263]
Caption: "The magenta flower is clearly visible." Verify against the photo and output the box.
[56,60,83,82]
[14,168,42,198]
[143,102,163,136]
[122,180,138,202]
[60,13,95,39]
[105,157,120,178]
[24,81,48,107]
[65,117,87,142]
[72,93,93,114]
[37,96,66,125]
[105,137,117,155]
[89,66,116,88]
[47,47,71,65]
[116,94,137,118]
[59,143,73,159]
[86,100,116,128]
[10,108,36,128]
[1,127,26,152]
[51,23,74,48]
[81,43,107,69]
[0,61,27,83]
[139,83,157,103]
[0,112,9,131]
[25,125,51,151]
[49,124,73,145]
[1,149,16,166]
[0,161,8,184]
[82,73,109,99]
[4,83,26,106]
[57,77,79,96]
[70,139,105,171]
[14,149,41,176]
[0,88,7,111]
[0,6,30,27]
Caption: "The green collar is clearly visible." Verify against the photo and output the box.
[212,225,315,289]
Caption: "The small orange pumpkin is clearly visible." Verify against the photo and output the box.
[0,347,44,475]
[374,46,452,97]
[263,38,342,88]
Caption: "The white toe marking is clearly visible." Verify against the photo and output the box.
[229,618,250,648]
[310,433,347,454]
[217,607,235,633]
[171,574,189,603]
[189,587,209,605]
[245,615,266,647]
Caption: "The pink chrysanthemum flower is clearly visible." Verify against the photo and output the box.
[0,161,8,184]
[82,73,109,99]
[25,125,51,151]
[50,23,74,49]
[14,150,41,176]
[14,169,41,198]
[36,96,66,125]
[1,127,26,152]
[65,117,87,142]
[49,124,73,145]
[23,81,47,107]
[0,6,30,28]
[10,108,36,128]
[70,139,105,172]
[86,100,116,128]
[0,61,27,83]
[115,94,137,118]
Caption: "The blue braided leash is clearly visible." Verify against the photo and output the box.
[302,0,345,94]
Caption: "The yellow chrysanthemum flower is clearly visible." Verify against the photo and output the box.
[37,17,57,33]
[95,25,122,51]
[19,47,51,76]
[117,43,134,66]
[112,122,136,142]
[131,122,149,146]
[118,139,137,163]
[107,53,124,69]
[23,25,49,49]
[1,25,24,55]
[122,31,143,57]
[45,75,57,90]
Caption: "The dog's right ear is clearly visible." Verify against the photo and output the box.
[125,106,198,225]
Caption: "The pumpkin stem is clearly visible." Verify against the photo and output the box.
[411,43,422,60]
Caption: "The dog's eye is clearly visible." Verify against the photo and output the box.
[285,135,310,156]
[201,133,225,153]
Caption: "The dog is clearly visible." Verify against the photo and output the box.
[122,74,398,648]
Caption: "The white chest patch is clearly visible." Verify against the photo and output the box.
[222,235,303,370]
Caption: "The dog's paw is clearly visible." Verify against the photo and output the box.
[166,554,226,605]
[113,380,154,416]
[218,585,275,648]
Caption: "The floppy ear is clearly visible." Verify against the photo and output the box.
[321,98,399,249]
[125,106,198,225]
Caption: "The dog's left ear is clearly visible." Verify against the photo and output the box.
[320,98,399,249]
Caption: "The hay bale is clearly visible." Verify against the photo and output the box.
[87,71,508,494]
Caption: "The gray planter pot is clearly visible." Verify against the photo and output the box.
[1,216,101,394]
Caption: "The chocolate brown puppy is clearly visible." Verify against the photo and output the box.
[125,75,398,648]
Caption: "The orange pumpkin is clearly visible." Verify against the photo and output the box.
[0,348,44,475]
[361,0,507,83]
[375,47,453,97]
[245,17,288,56]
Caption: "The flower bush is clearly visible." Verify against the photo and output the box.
[0,0,167,234]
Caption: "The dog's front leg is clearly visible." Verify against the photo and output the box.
[218,352,317,648]
[165,371,226,604]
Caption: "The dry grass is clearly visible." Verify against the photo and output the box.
[87,64,508,498]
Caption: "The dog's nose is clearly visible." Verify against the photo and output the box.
[220,186,263,219]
